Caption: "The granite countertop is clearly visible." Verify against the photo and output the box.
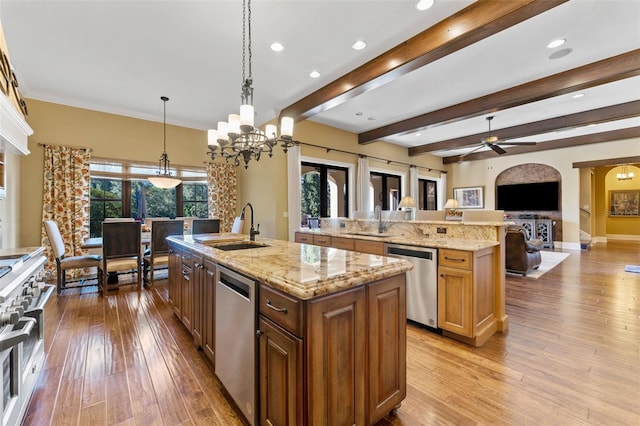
[168,235,412,300]
[299,228,499,251]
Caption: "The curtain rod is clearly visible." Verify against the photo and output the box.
[37,142,93,152]
[294,140,447,174]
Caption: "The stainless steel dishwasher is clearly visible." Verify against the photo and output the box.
[385,244,439,330]
[215,265,258,425]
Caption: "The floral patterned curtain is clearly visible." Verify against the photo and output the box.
[40,144,91,277]
[206,163,237,232]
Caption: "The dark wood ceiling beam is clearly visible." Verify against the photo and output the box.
[442,127,640,164]
[279,0,568,122]
[573,156,640,168]
[410,100,640,155]
[361,49,640,144]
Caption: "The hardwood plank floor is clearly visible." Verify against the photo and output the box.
[23,241,640,425]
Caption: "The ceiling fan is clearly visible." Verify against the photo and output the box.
[459,116,537,159]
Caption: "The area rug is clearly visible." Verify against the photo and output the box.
[510,251,571,279]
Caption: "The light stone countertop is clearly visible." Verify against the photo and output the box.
[299,228,499,251]
[168,235,412,300]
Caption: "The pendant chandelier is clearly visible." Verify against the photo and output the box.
[616,165,635,181]
[148,96,181,189]
[207,0,295,169]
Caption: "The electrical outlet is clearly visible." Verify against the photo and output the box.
[339,222,346,228]
[436,227,447,234]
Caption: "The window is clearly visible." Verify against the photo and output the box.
[90,178,123,237]
[370,171,401,210]
[300,162,349,225]
[183,182,209,218]
[89,159,207,237]
[418,179,438,210]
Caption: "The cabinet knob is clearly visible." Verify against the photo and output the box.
[256,330,263,338]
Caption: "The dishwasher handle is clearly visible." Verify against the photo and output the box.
[219,272,251,299]
[387,246,434,260]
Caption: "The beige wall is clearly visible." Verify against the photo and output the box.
[19,99,209,246]
[446,138,640,247]
[236,120,444,241]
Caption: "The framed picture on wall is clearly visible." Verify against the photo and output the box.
[453,186,484,209]
[609,190,640,217]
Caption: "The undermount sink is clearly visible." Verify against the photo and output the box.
[214,242,269,251]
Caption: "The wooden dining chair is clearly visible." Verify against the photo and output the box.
[191,218,220,234]
[44,220,104,294]
[102,221,142,290]
[143,220,184,286]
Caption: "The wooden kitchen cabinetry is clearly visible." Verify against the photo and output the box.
[438,247,497,347]
[167,243,182,318]
[180,249,194,332]
[259,275,405,425]
[191,253,205,348]
[170,244,217,364]
[201,258,216,364]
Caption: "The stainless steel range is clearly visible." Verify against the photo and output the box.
[0,247,53,426]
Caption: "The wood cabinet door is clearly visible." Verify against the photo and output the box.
[294,232,313,243]
[167,245,181,318]
[367,275,406,423]
[181,264,193,331]
[259,316,303,426]
[307,287,366,426]
[191,256,204,347]
[354,239,384,255]
[202,258,216,364]
[438,265,473,337]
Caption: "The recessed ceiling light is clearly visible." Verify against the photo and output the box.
[270,42,284,52]
[309,70,320,78]
[355,112,363,116]
[415,133,422,137]
[352,40,367,50]
[547,38,566,49]
[367,117,375,121]
[572,93,585,99]
[415,0,435,11]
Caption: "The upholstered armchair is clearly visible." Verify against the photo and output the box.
[505,225,543,276]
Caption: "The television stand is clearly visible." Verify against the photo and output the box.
[512,218,554,249]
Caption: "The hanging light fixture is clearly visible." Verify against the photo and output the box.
[616,165,635,181]
[148,96,181,189]
[206,0,295,169]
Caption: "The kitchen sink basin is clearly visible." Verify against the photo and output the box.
[215,242,269,251]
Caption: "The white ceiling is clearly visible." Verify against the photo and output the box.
[1,0,639,161]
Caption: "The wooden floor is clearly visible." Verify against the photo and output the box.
[24,241,640,425]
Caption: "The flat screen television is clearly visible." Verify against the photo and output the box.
[496,181,559,211]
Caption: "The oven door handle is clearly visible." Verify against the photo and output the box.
[24,284,55,318]
[0,317,37,352]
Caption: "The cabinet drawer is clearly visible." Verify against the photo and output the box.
[439,249,472,270]
[332,236,355,251]
[295,232,313,244]
[354,239,385,256]
[313,235,332,247]
[181,250,192,266]
[260,285,303,337]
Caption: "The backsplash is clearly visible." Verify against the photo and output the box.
[321,218,502,241]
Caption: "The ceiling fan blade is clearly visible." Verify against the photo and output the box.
[500,141,537,146]
[458,144,485,159]
[489,143,507,155]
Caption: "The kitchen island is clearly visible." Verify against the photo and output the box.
[167,234,412,426]
[296,216,508,348]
